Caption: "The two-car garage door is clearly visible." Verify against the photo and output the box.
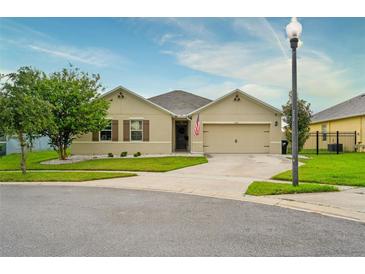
[203,124,270,153]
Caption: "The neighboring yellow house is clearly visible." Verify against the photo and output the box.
[72,86,283,155]
[309,93,365,152]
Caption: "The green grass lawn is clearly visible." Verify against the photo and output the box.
[274,153,365,187]
[287,148,340,154]
[245,181,339,196]
[0,171,136,182]
[0,150,208,172]
[0,150,58,170]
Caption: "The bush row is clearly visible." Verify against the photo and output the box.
[107,152,142,158]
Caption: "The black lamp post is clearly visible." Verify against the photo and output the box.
[286,17,302,186]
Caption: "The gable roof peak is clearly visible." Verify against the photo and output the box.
[151,89,211,99]
[188,88,282,115]
[148,90,212,116]
[100,85,176,116]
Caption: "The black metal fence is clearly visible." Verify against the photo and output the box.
[302,131,357,154]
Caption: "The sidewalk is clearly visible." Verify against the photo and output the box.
[263,186,365,222]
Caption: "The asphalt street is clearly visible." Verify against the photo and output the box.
[1,185,364,256]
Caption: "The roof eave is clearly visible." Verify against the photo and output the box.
[187,89,282,116]
[100,85,177,116]
[311,113,365,124]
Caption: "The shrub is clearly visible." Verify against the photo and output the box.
[120,151,128,157]
[107,152,114,158]
[133,152,141,157]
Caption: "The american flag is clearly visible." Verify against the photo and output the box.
[193,114,201,136]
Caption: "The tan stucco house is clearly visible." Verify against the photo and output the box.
[309,93,365,152]
[72,86,283,155]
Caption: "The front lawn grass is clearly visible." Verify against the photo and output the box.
[274,153,365,187]
[0,150,58,170]
[36,156,208,172]
[0,171,136,182]
[245,181,338,196]
[0,150,208,172]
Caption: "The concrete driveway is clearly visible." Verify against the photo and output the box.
[15,154,291,201]
[114,154,293,200]
[170,154,292,178]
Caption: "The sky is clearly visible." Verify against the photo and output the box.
[0,17,364,112]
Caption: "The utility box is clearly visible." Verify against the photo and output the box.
[281,140,289,154]
[328,143,343,153]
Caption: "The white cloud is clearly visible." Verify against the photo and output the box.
[173,75,240,99]
[195,81,241,99]
[160,18,353,110]
[158,18,214,39]
[170,40,260,78]
[1,20,125,68]
[241,84,285,101]
[28,44,123,67]
[141,17,216,46]
[156,33,181,45]
[0,19,52,40]
[232,17,288,59]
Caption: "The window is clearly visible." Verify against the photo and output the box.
[321,124,327,141]
[130,120,143,141]
[100,121,112,141]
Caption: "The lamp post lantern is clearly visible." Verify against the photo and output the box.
[286,17,302,187]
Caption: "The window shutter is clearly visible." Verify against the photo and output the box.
[92,131,99,142]
[143,120,149,142]
[123,120,130,141]
[112,120,119,141]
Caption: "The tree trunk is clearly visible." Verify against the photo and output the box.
[59,142,68,160]
[57,139,63,160]
[61,145,67,160]
[63,143,68,159]
[59,146,65,160]
[18,132,27,175]
[57,148,62,160]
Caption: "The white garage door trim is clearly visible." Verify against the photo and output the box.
[203,123,271,154]
[203,121,272,125]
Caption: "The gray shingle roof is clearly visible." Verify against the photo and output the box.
[312,93,365,123]
[148,90,212,115]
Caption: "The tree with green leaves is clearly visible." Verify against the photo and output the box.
[0,67,53,174]
[282,92,313,151]
[39,66,110,160]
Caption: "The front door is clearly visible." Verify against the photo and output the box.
[175,121,188,150]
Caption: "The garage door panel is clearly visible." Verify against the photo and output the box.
[203,124,270,153]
